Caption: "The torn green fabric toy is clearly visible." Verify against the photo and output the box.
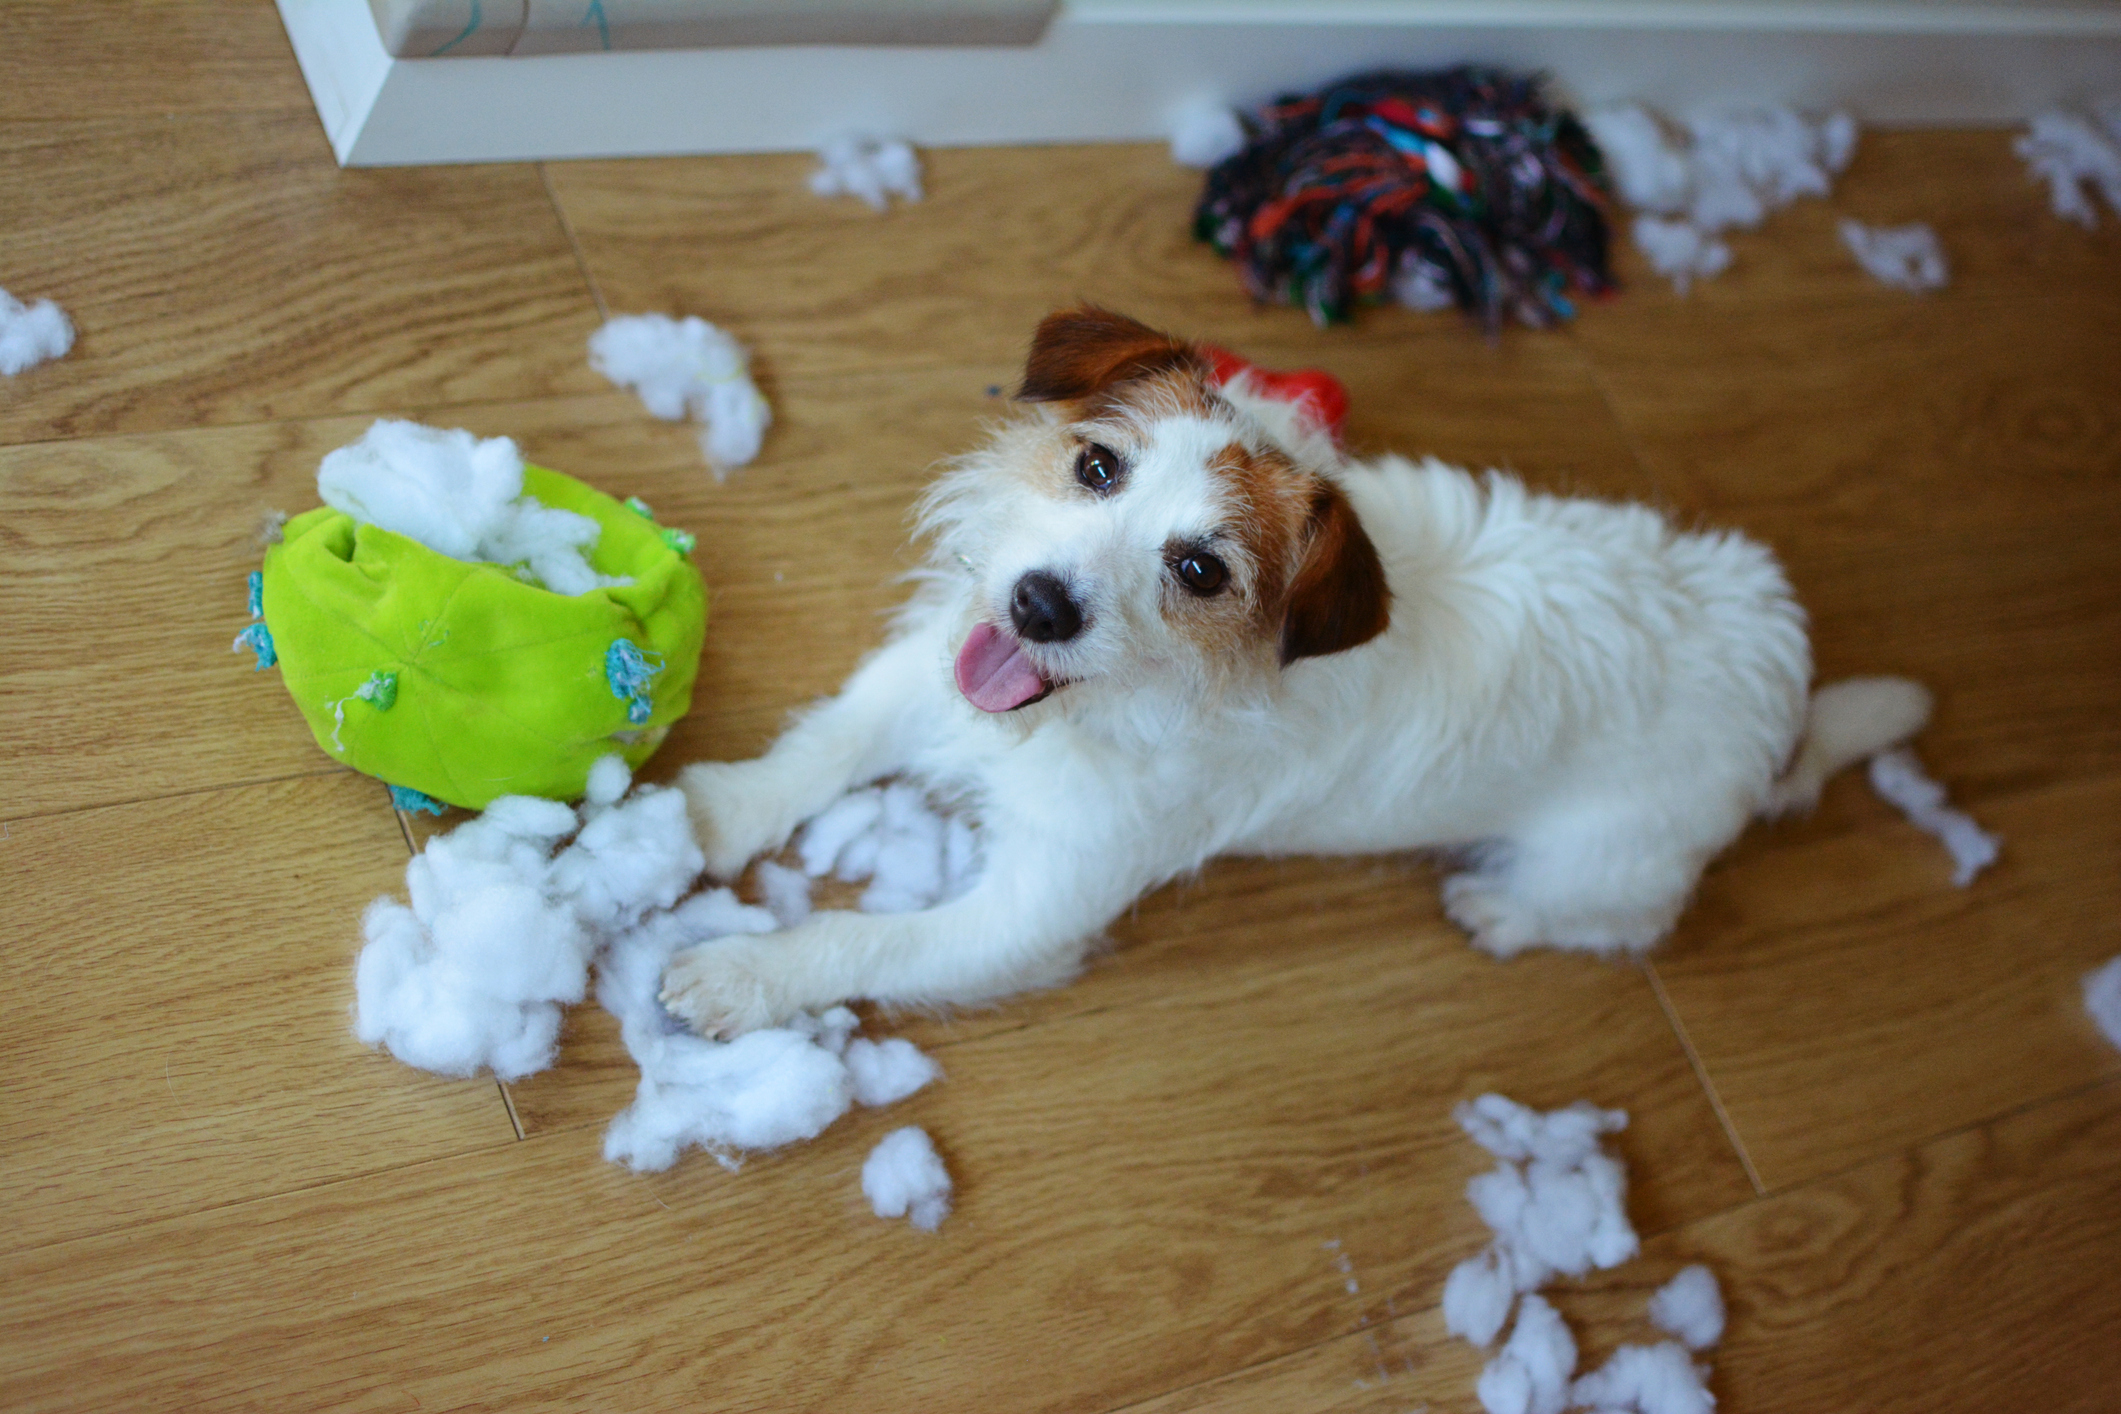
[258,465,706,810]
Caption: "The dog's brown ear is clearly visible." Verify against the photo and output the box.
[1018,306,1206,403]
[1280,481,1391,666]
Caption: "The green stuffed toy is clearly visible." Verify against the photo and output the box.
[238,467,706,812]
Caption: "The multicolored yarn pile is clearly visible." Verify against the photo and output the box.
[1194,68,1616,330]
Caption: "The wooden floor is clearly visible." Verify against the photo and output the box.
[5,7,2120,1411]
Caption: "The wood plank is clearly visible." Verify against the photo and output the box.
[0,1,312,119]
[0,111,602,444]
[1125,1074,2121,1414]
[1655,770,2121,1191]
[0,896,1744,1413]
[543,141,1642,393]
[0,773,515,1257]
[1569,289,2121,807]
[506,851,1757,1252]
[1592,128,2121,315]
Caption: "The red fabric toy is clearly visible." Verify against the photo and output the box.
[1201,345,1350,446]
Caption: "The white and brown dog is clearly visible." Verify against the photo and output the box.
[662,306,1928,1037]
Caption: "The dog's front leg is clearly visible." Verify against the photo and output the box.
[679,628,945,879]
[660,823,1142,1037]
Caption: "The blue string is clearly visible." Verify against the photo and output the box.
[429,0,484,57]
[605,638,664,725]
[389,785,447,816]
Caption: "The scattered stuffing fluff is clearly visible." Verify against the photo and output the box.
[862,1125,953,1231]
[1570,1342,1717,1414]
[1648,1265,1726,1351]
[1194,67,1613,329]
[2084,955,2121,1051]
[797,781,981,913]
[1478,1293,1578,1414]
[1867,748,2000,886]
[1445,1094,1639,1347]
[317,420,627,596]
[1169,96,1247,169]
[352,759,956,1179]
[2014,108,2121,228]
[809,134,923,211]
[1442,1095,1726,1414]
[589,313,772,474]
[0,286,74,376]
[1839,220,1948,292]
[1584,104,1855,291]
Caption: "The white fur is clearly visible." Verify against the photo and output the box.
[662,369,1927,1033]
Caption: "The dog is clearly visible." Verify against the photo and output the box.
[661,306,1929,1038]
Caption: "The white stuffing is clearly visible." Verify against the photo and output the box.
[1477,1293,1577,1414]
[589,313,772,474]
[809,134,924,211]
[845,1036,944,1108]
[0,286,74,376]
[1442,1096,1727,1414]
[1571,1343,1717,1414]
[1169,96,1247,169]
[1866,747,2000,886]
[1648,1265,1725,1351]
[862,1125,953,1230]
[796,781,982,912]
[2084,955,2121,1051]
[2014,108,2121,229]
[1629,217,1730,294]
[754,858,814,929]
[317,420,627,596]
[1839,220,1948,292]
[353,758,956,1184]
[1586,104,1855,291]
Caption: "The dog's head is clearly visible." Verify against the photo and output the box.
[921,306,1390,724]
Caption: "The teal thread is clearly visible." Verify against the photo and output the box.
[232,622,276,669]
[605,638,663,725]
[247,570,263,619]
[429,0,483,56]
[581,0,610,50]
[389,785,447,816]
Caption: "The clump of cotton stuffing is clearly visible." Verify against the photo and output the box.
[2085,955,2121,1050]
[1648,1264,1725,1350]
[2015,108,2121,228]
[796,781,980,912]
[317,420,628,595]
[863,1126,953,1230]
[0,286,74,376]
[810,134,924,211]
[1477,1293,1576,1414]
[589,313,772,474]
[1571,1342,1717,1414]
[1169,96,1247,168]
[1584,103,1855,291]
[351,758,962,1188]
[1866,747,1999,886]
[1839,220,1948,292]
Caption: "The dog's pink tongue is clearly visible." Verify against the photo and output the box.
[955,621,1048,713]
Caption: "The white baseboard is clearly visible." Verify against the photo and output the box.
[276,0,2121,166]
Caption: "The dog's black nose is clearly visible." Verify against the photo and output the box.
[1010,570,1083,644]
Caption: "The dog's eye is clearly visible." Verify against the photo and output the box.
[1172,551,1229,596]
[1075,443,1124,495]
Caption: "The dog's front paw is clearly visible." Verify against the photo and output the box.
[677,761,795,881]
[660,939,795,1040]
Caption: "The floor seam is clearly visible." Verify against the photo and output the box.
[540,161,610,324]
[1644,960,1769,1198]
[1,765,355,827]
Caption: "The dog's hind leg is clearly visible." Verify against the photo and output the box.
[679,628,946,879]
[1442,801,1733,959]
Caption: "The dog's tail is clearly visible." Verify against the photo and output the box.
[1762,676,1933,817]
